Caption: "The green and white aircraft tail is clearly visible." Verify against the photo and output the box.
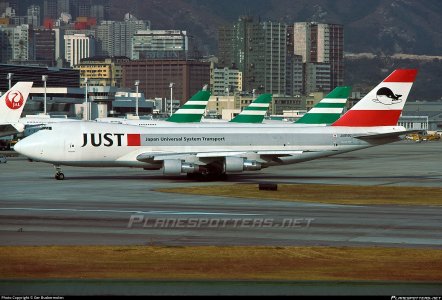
[230,94,272,123]
[166,89,212,123]
[295,86,351,125]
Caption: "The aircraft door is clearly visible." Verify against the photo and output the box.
[332,133,338,147]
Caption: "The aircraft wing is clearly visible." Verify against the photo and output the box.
[136,150,304,164]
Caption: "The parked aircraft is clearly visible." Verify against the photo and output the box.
[295,86,351,125]
[96,92,273,126]
[96,89,212,126]
[229,94,272,123]
[0,82,33,138]
[14,69,417,180]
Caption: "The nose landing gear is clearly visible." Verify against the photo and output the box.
[54,165,65,180]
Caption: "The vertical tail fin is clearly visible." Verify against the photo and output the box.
[332,69,417,127]
[0,82,33,126]
[230,94,272,123]
[295,86,351,125]
[166,90,211,123]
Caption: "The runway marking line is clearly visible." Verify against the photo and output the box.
[1,246,442,281]
[155,184,442,206]
[0,208,261,216]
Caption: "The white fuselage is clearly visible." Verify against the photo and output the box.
[15,121,408,173]
[19,117,81,137]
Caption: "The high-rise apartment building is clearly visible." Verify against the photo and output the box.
[3,0,20,15]
[212,67,242,96]
[11,25,33,61]
[34,28,56,65]
[286,54,304,95]
[96,17,149,58]
[1,6,26,26]
[0,26,14,63]
[69,0,110,20]
[292,22,343,92]
[57,0,70,15]
[218,17,287,96]
[262,21,287,96]
[27,5,41,27]
[304,62,331,93]
[44,0,58,19]
[131,29,189,60]
[4,24,33,62]
[0,2,9,16]
[64,33,95,67]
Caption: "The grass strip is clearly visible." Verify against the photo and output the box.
[156,184,442,206]
[1,246,441,281]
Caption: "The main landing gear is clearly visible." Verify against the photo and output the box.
[54,165,65,180]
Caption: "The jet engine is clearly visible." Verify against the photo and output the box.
[163,160,200,176]
[224,157,262,173]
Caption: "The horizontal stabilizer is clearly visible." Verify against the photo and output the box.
[354,130,419,141]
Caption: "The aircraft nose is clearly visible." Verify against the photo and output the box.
[13,139,23,153]
[14,137,41,159]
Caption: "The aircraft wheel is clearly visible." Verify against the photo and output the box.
[55,173,65,180]
[198,172,228,182]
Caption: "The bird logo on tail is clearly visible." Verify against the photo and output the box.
[5,91,25,110]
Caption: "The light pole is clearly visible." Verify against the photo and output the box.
[134,80,140,116]
[42,75,48,115]
[7,73,13,90]
[84,78,88,120]
[169,82,174,116]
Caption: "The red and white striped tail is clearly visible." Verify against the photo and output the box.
[332,69,418,127]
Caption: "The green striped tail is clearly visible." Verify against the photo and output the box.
[167,90,211,123]
[295,86,351,125]
[230,94,272,123]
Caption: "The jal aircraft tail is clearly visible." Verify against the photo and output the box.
[0,82,33,136]
[332,69,417,127]
[230,94,272,123]
[166,88,211,123]
[295,86,351,125]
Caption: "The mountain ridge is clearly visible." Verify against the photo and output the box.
[109,0,442,56]
[108,0,441,100]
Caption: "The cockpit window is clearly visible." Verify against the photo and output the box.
[41,126,52,130]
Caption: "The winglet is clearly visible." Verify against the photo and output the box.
[332,69,418,127]
[166,90,211,123]
[0,82,33,130]
[230,94,272,123]
[295,86,351,125]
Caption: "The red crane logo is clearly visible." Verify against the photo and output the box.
[5,91,24,110]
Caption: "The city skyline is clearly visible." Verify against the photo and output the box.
[0,1,440,101]
[0,2,345,98]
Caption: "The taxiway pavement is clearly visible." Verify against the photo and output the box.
[0,141,441,248]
